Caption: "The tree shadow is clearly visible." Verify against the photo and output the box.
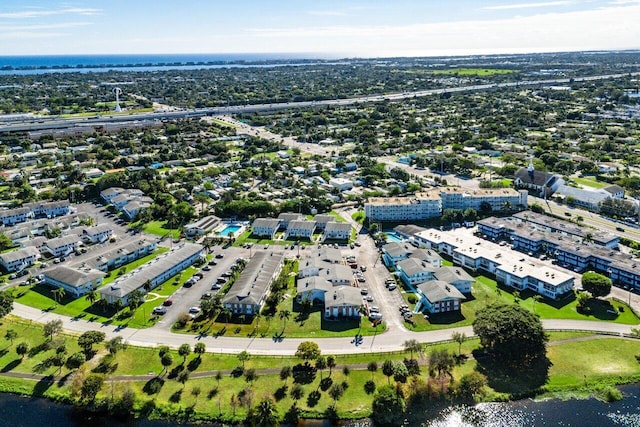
[1,359,21,373]
[33,375,54,397]
[187,357,201,372]
[426,311,466,325]
[142,376,165,395]
[320,316,360,332]
[207,387,219,400]
[57,372,72,387]
[292,363,317,385]
[473,350,552,398]
[319,377,333,391]
[169,389,182,403]
[274,385,288,401]
[168,364,184,380]
[306,390,321,408]
[580,298,621,321]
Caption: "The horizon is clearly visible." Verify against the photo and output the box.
[1,1,639,57]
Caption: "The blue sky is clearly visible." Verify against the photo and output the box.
[0,1,639,57]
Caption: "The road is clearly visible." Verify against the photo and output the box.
[3,72,640,134]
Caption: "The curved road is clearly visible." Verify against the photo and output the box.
[10,302,635,356]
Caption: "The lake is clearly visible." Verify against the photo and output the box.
[0,384,639,427]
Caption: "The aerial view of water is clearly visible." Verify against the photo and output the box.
[0,53,332,76]
[1,384,639,427]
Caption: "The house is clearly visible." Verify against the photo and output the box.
[597,162,620,174]
[44,266,105,298]
[0,247,40,273]
[82,224,114,244]
[0,207,30,226]
[329,178,354,191]
[313,214,335,231]
[100,187,125,204]
[184,215,221,238]
[296,277,333,304]
[432,267,474,293]
[277,213,304,229]
[223,251,284,316]
[299,258,352,285]
[252,218,280,239]
[495,263,573,300]
[99,242,203,304]
[43,235,81,257]
[122,200,151,220]
[396,258,437,286]
[603,184,625,199]
[314,246,343,264]
[324,287,363,319]
[25,200,71,218]
[76,238,156,272]
[285,220,316,239]
[323,222,352,241]
[382,242,412,267]
[513,160,564,197]
[415,280,466,314]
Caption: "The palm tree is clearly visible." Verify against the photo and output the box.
[451,331,466,356]
[403,339,422,360]
[253,311,262,333]
[221,308,232,328]
[278,309,291,332]
[254,397,279,426]
[327,355,336,376]
[532,295,543,314]
[51,286,65,306]
[85,287,98,305]
[143,280,153,292]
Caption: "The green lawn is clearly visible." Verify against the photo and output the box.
[402,273,639,332]
[573,176,608,189]
[430,68,516,76]
[351,211,365,225]
[139,220,180,239]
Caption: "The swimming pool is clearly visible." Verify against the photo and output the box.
[384,232,403,243]
[219,225,241,237]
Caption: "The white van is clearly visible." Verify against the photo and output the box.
[369,313,383,320]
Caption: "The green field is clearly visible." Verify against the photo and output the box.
[573,176,608,189]
[139,220,180,239]
[430,68,516,76]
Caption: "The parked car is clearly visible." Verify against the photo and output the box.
[360,288,369,295]
[163,299,173,306]
[202,265,211,271]
[189,306,201,314]
[369,306,380,313]
[153,306,167,315]
[360,265,367,272]
[211,283,222,290]
[201,292,212,299]
[364,295,374,302]
[369,313,383,320]
[208,260,217,266]
[388,283,397,291]
[215,253,224,259]
[354,242,361,247]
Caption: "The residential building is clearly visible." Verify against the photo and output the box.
[323,222,352,241]
[223,251,285,316]
[495,263,574,300]
[251,218,280,239]
[99,242,202,304]
[415,280,466,314]
[432,267,474,293]
[285,220,317,239]
[365,194,441,222]
[0,247,40,272]
[75,238,156,272]
[24,200,71,218]
[122,200,152,220]
[100,187,125,204]
[382,242,412,267]
[82,224,114,244]
[43,235,81,257]
[324,287,363,319]
[277,213,304,229]
[329,177,354,191]
[44,266,105,298]
[313,214,335,231]
[296,276,334,304]
[396,258,436,286]
[0,207,29,226]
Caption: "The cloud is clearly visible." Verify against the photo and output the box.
[0,22,91,31]
[0,7,101,19]
[0,31,67,40]
[483,1,573,10]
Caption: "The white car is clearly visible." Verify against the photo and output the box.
[188,306,201,314]
[152,306,167,315]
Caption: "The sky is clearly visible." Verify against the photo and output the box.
[0,0,639,58]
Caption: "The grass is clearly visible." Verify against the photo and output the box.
[352,211,365,225]
[139,220,180,239]
[573,176,608,189]
[402,273,640,332]
[1,314,639,422]
[430,68,517,76]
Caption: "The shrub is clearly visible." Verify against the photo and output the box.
[407,294,419,304]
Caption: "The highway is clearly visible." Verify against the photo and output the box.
[2,71,640,134]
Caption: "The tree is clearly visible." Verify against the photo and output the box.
[456,371,487,400]
[472,303,548,365]
[0,291,14,319]
[280,365,292,384]
[393,362,409,383]
[43,319,63,341]
[315,356,327,379]
[279,309,291,331]
[295,341,321,364]
[106,336,125,356]
[290,383,304,401]
[581,271,612,298]
[403,339,422,360]
[81,374,104,402]
[51,286,66,306]
[178,369,190,388]
[16,342,29,360]
[451,331,467,356]
[327,355,336,376]
[178,343,191,363]
[66,352,86,370]
[382,360,395,384]
[158,345,170,357]
[78,330,105,354]
[328,383,344,406]
[161,353,173,375]
[367,361,378,380]
[4,329,17,345]
[85,287,98,305]
[237,350,250,368]
[127,289,145,312]
[194,342,206,359]
[0,232,13,251]
[371,384,405,426]
[253,397,279,426]
[429,349,455,388]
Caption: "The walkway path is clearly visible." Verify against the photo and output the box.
[10,302,637,356]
